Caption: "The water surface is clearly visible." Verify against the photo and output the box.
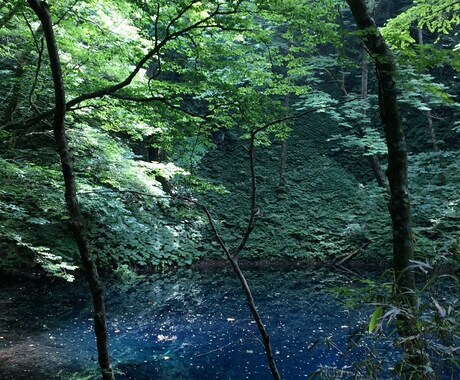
[0,268,396,379]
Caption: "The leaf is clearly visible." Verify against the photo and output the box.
[368,307,383,333]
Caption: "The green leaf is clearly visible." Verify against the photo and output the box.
[368,307,383,333]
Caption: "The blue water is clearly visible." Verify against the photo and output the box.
[1,268,454,379]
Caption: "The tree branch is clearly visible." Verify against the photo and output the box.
[165,0,200,37]
[28,37,44,112]
[178,197,280,380]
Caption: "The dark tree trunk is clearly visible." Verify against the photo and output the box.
[346,1,435,378]
[147,146,164,162]
[26,2,115,379]
[346,0,414,306]
[369,154,387,188]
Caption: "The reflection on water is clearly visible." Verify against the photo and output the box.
[1,269,390,379]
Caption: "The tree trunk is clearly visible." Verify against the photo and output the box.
[360,49,389,190]
[279,139,287,187]
[4,61,26,123]
[369,154,387,189]
[279,95,289,188]
[197,130,281,380]
[417,27,446,185]
[26,2,115,379]
[346,1,435,378]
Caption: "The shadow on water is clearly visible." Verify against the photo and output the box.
[0,268,422,379]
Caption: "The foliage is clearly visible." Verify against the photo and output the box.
[382,0,460,70]
[409,150,460,263]
[0,0,459,281]
[0,154,77,278]
[384,0,460,43]
[330,263,460,379]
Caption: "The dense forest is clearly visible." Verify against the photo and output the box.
[1,0,459,379]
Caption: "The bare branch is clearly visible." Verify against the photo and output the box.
[190,197,233,258]
[177,194,280,380]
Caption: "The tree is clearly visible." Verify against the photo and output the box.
[26,1,115,379]
[346,0,435,378]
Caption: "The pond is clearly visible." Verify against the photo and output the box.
[0,267,451,379]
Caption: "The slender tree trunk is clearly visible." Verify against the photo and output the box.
[417,27,446,185]
[4,62,26,123]
[426,112,446,185]
[279,95,289,188]
[279,140,287,187]
[229,257,280,379]
[199,206,281,380]
[360,49,389,190]
[346,1,435,378]
[26,2,115,379]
